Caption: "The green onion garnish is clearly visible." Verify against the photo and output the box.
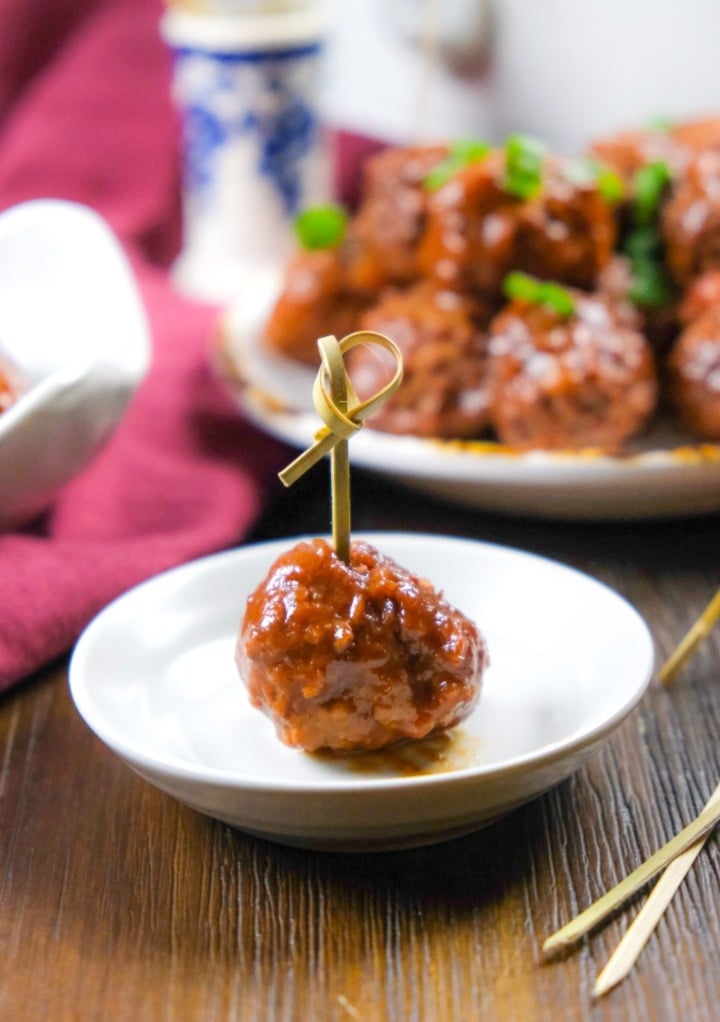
[294,204,348,251]
[632,161,672,226]
[565,158,625,204]
[622,224,674,310]
[626,258,673,310]
[624,225,659,261]
[619,161,674,309]
[503,271,575,317]
[503,134,547,200]
[644,115,674,134]
[423,138,492,191]
[596,166,626,205]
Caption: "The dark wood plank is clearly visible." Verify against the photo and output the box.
[2,472,720,1020]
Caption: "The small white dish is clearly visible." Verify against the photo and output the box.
[0,200,150,527]
[215,274,720,519]
[69,532,654,851]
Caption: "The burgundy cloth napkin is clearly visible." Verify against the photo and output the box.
[0,0,291,692]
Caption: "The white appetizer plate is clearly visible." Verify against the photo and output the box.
[215,270,720,520]
[0,200,150,527]
[69,533,654,851]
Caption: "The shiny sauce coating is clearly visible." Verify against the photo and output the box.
[237,539,488,753]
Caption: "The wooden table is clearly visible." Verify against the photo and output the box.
[2,467,719,1021]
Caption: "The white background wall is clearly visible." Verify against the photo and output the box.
[323,0,496,145]
[323,0,720,153]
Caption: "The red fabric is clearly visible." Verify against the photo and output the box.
[0,0,290,691]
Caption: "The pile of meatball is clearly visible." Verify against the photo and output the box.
[263,117,720,452]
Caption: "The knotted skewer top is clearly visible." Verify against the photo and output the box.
[279,331,403,563]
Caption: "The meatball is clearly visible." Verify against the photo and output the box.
[420,150,615,298]
[515,158,617,289]
[670,116,720,156]
[420,149,519,296]
[237,539,488,753]
[486,291,658,451]
[588,127,688,189]
[263,248,369,365]
[678,268,720,325]
[0,365,14,413]
[341,144,449,294]
[348,282,493,439]
[662,149,720,287]
[597,254,679,357]
[666,307,720,439]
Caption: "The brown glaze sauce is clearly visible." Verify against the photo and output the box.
[312,726,483,778]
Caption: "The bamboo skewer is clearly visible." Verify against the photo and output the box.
[543,587,720,995]
[592,779,720,997]
[278,331,402,563]
[542,796,720,955]
[658,587,720,685]
[320,334,353,563]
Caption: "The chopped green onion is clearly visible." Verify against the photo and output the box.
[452,138,492,163]
[624,225,660,260]
[423,138,492,191]
[503,134,547,200]
[632,161,672,226]
[503,270,538,303]
[622,223,674,310]
[536,281,576,318]
[503,271,575,317]
[644,115,674,134]
[294,204,348,251]
[565,158,625,204]
[620,163,674,309]
[626,258,673,310]
[596,166,625,204]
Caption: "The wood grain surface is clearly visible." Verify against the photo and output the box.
[2,468,719,1021]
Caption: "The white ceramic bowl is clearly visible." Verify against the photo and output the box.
[69,533,654,851]
[0,200,150,527]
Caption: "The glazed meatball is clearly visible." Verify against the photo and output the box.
[670,116,720,156]
[666,307,720,439]
[263,248,369,365]
[662,150,720,287]
[341,144,449,294]
[486,291,658,451]
[596,255,638,310]
[237,539,488,753]
[678,268,720,324]
[0,366,13,413]
[420,149,520,296]
[597,254,679,357]
[515,158,617,288]
[420,150,615,298]
[588,127,688,189]
[348,282,493,438]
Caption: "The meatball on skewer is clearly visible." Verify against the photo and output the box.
[238,330,488,754]
[238,538,488,753]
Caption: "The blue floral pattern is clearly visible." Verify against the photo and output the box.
[174,43,323,216]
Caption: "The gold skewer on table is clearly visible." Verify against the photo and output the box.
[592,778,720,997]
[658,587,720,685]
[542,795,720,956]
[545,587,720,990]
[583,589,720,995]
